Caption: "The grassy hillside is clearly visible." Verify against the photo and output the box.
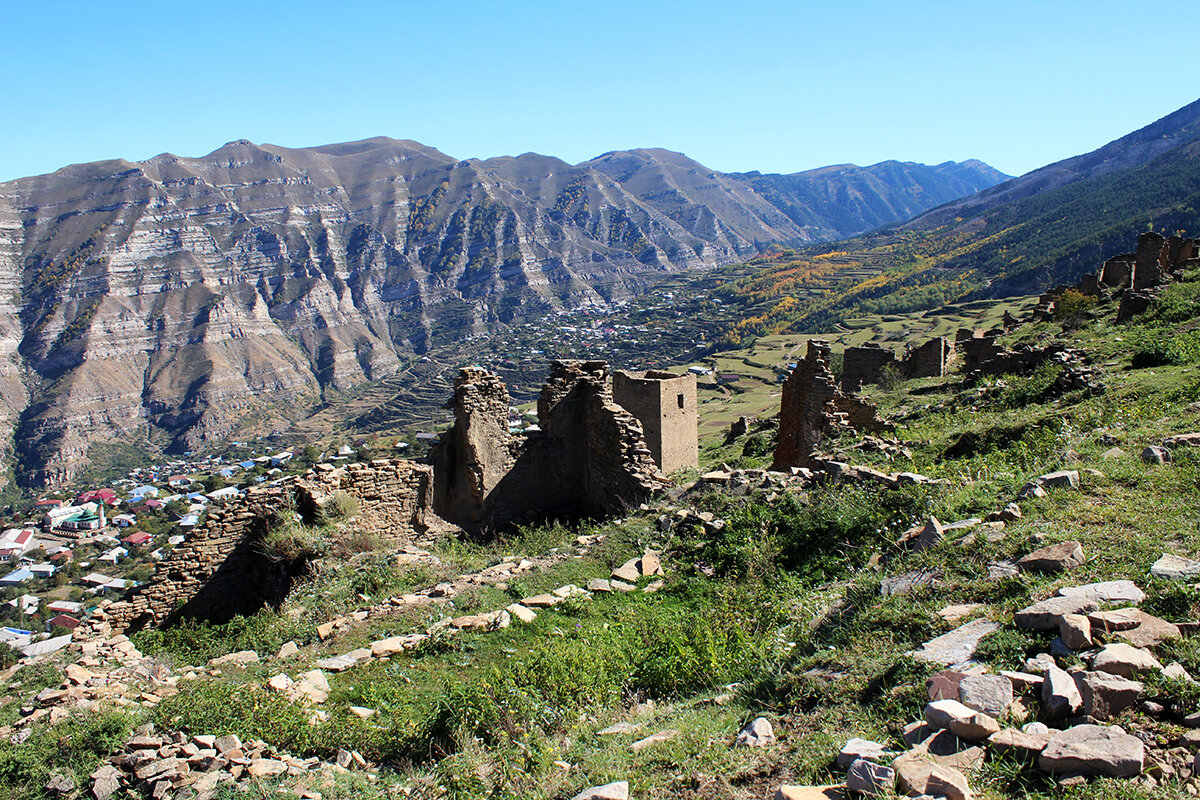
[4,273,1200,799]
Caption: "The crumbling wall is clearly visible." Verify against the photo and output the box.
[774,340,890,470]
[902,337,955,379]
[612,369,699,474]
[842,344,896,393]
[431,368,517,528]
[843,336,956,392]
[94,460,441,634]
[433,361,667,534]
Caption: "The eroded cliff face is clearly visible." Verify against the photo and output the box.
[0,138,1005,485]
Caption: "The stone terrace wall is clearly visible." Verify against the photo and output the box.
[95,459,440,635]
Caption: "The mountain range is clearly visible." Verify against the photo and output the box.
[0,140,1006,485]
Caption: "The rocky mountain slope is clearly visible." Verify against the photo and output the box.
[0,140,1004,485]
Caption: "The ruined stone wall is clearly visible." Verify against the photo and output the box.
[433,361,667,534]
[1133,232,1166,291]
[431,368,517,528]
[902,337,955,380]
[773,340,843,470]
[96,460,440,634]
[961,336,1004,373]
[842,344,896,393]
[612,370,699,474]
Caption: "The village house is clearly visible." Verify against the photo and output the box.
[0,529,35,562]
[46,600,83,615]
[168,475,192,489]
[121,531,152,547]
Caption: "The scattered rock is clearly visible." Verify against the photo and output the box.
[988,728,1049,759]
[772,786,845,800]
[597,722,644,736]
[1100,447,1126,459]
[1038,724,1144,777]
[1088,608,1143,633]
[1150,553,1200,581]
[957,674,1013,717]
[1113,609,1180,648]
[1074,671,1143,719]
[837,737,889,768]
[1058,580,1145,605]
[1059,614,1092,650]
[732,717,774,749]
[208,650,259,667]
[1093,643,1163,677]
[1042,666,1083,718]
[505,603,537,624]
[846,758,894,796]
[570,782,629,800]
[925,699,999,741]
[611,559,641,583]
[276,641,299,659]
[880,569,940,597]
[937,604,983,623]
[893,753,973,800]
[910,619,1001,666]
[1014,596,1098,630]
[1017,541,1084,573]
[630,729,679,752]
[1034,470,1080,489]
[1142,445,1173,464]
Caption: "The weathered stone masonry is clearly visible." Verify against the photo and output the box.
[433,360,668,534]
[612,369,699,475]
[773,340,891,471]
[97,460,440,633]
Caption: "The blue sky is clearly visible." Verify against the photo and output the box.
[2,0,1197,182]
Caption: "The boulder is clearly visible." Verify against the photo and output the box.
[987,728,1049,759]
[837,737,889,768]
[957,674,1013,717]
[1141,445,1172,464]
[927,670,967,702]
[925,699,999,741]
[570,783,629,800]
[1087,608,1143,633]
[1150,552,1200,581]
[1073,671,1142,719]
[1014,596,1098,631]
[846,758,894,796]
[1034,470,1079,489]
[1092,643,1162,678]
[1057,580,1144,605]
[893,753,972,800]
[734,717,775,748]
[1038,724,1144,777]
[1041,666,1083,718]
[1058,614,1092,650]
[1017,541,1084,573]
[639,549,663,576]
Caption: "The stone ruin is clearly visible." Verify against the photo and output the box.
[97,459,443,633]
[1033,232,1200,323]
[432,360,668,534]
[95,361,677,633]
[773,340,893,471]
[842,336,957,393]
[612,369,699,475]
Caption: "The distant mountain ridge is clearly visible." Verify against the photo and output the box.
[0,138,1005,485]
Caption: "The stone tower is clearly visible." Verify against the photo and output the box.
[612,369,699,475]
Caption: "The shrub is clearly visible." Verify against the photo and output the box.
[0,642,17,669]
[318,491,360,525]
[1051,289,1097,326]
[0,711,136,799]
[257,511,329,564]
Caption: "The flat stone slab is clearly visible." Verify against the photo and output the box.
[1014,596,1098,630]
[1093,643,1163,677]
[880,569,940,597]
[837,737,889,768]
[937,603,984,622]
[630,729,679,752]
[1038,724,1144,777]
[910,619,1000,666]
[958,674,1013,717]
[1058,580,1144,605]
[1114,609,1180,648]
[1017,541,1084,573]
[1150,552,1200,580]
[1088,608,1143,633]
[772,787,845,800]
[314,653,360,672]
